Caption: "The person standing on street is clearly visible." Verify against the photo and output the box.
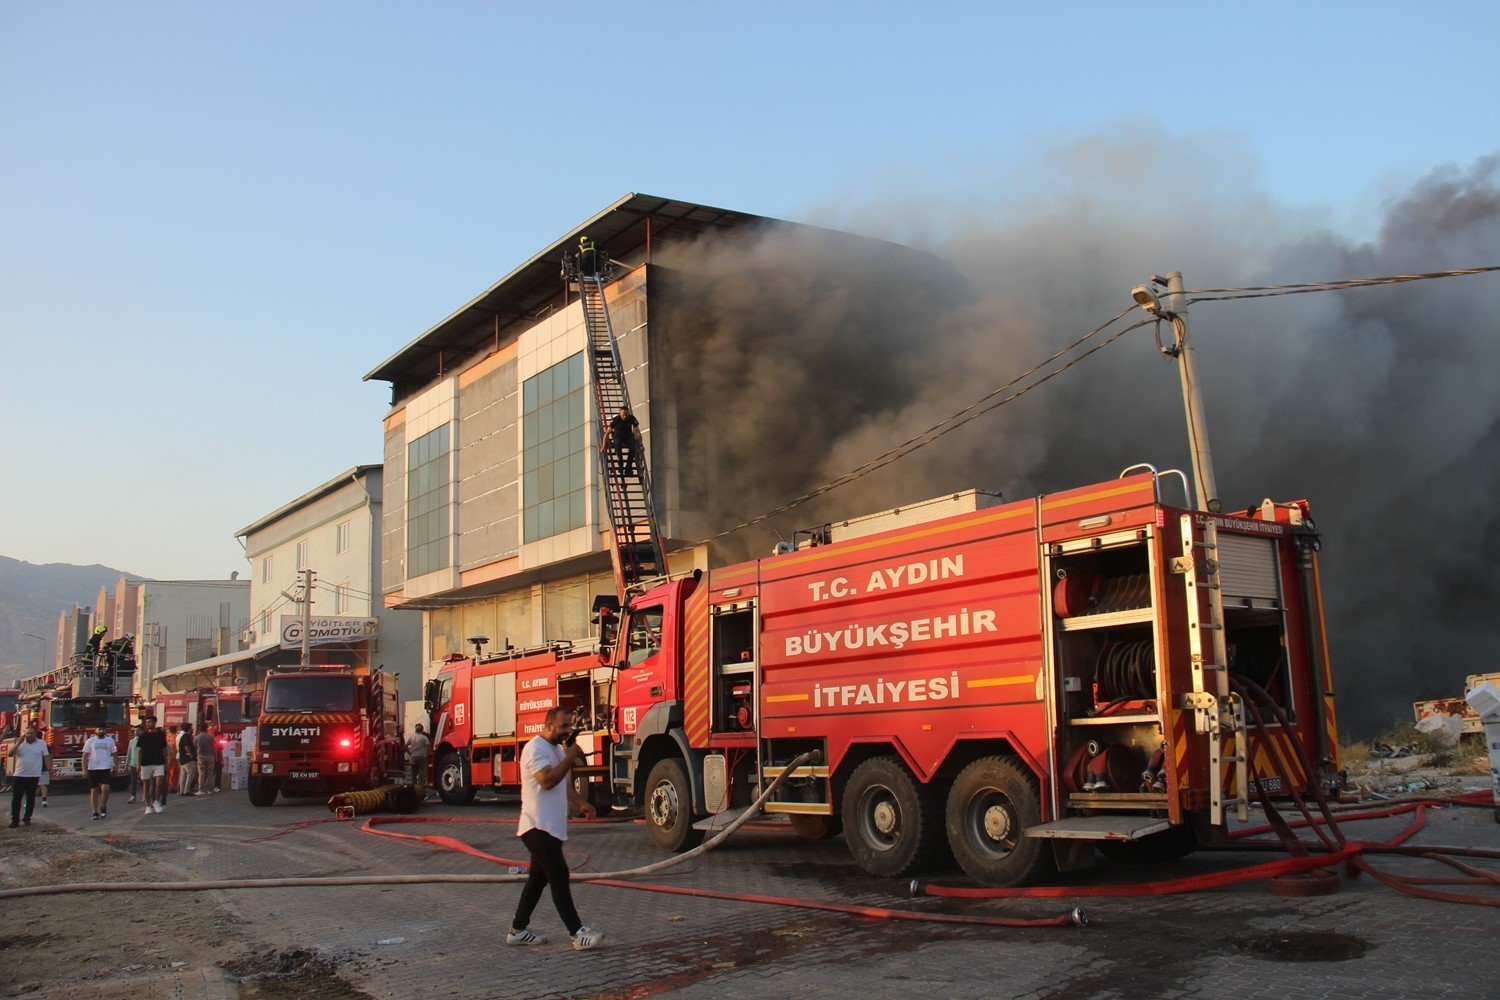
[35,728,51,807]
[8,727,50,828]
[406,724,431,795]
[176,724,198,797]
[505,706,603,951]
[81,725,117,819]
[136,716,170,815]
[194,725,218,794]
[126,723,143,803]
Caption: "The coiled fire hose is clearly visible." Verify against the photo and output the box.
[0,752,1083,927]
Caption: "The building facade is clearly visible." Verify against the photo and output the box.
[363,194,955,688]
[132,579,251,693]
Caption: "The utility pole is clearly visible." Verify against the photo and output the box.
[1132,272,1221,513]
[300,568,315,666]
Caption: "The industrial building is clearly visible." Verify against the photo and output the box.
[363,193,958,680]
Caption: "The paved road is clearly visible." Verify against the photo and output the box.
[13,784,1500,999]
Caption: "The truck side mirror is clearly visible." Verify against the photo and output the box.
[423,679,440,713]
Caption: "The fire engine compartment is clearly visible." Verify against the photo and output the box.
[1048,516,1302,821]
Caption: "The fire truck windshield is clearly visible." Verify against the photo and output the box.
[264,676,356,713]
[0,693,17,715]
[50,700,127,728]
[217,701,248,724]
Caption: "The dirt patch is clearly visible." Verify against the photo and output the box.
[224,948,375,1000]
[0,824,251,997]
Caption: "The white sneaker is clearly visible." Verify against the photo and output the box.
[127,796,135,804]
[145,806,153,816]
[571,926,603,951]
[505,929,546,946]
[152,803,163,814]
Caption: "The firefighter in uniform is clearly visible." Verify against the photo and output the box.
[577,235,597,277]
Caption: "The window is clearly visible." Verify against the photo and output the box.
[261,610,272,635]
[336,520,351,554]
[334,584,349,615]
[261,555,273,583]
[407,424,452,577]
[522,353,587,542]
[296,539,309,569]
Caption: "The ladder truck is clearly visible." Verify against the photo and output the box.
[3,638,136,788]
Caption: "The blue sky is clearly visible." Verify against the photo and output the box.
[2,1,1496,580]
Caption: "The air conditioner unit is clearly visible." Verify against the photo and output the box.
[240,629,256,644]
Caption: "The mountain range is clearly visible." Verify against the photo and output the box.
[0,555,141,686]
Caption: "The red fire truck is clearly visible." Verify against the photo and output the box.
[424,644,616,806]
[246,665,404,806]
[158,686,259,747]
[424,470,1338,885]
[602,471,1340,884]
[4,666,134,789]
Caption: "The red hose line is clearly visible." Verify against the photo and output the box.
[911,848,1359,899]
[590,877,1084,928]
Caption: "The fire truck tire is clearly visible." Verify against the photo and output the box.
[247,777,279,807]
[945,756,1052,887]
[645,758,704,853]
[437,752,477,806]
[843,756,943,878]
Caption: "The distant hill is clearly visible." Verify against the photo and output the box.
[0,556,143,686]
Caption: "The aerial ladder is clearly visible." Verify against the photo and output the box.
[563,244,669,598]
[19,634,135,698]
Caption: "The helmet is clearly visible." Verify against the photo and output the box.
[580,234,590,243]
[94,624,108,634]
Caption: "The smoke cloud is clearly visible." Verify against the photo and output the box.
[656,138,1500,737]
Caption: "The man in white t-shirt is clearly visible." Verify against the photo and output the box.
[504,706,603,951]
[81,726,118,819]
[8,727,51,828]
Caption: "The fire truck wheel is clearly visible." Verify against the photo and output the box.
[945,756,1051,887]
[437,752,477,806]
[247,776,280,807]
[645,758,704,852]
[842,756,942,878]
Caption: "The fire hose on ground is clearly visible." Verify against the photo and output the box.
[0,752,1085,928]
[915,679,1500,908]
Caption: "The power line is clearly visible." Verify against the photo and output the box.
[1185,265,1500,304]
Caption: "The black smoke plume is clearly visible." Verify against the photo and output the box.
[656,147,1500,737]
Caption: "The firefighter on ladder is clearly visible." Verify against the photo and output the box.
[577,235,598,278]
[609,406,640,476]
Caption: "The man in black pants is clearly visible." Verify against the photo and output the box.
[608,407,640,477]
[8,727,50,828]
[505,706,602,950]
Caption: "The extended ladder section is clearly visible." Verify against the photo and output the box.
[1175,515,1250,823]
[576,269,668,595]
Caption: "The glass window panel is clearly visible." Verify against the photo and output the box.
[538,500,554,537]
[523,378,537,412]
[569,491,585,530]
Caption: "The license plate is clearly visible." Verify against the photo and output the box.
[290,770,319,780]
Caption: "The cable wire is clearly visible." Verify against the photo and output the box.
[1184,265,1500,303]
